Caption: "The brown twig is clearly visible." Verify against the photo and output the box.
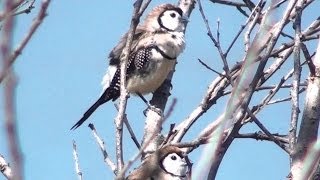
[197,58,226,77]
[235,131,288,143]
[0,0,51,84]
[0,0,24,21]
[223,82,307,95]
[267,88,306,105]
[244,2,262,52]
[162,124,177,145]
[301,43,316,76]
[246,109,290,153]
[227,0,265,55]
[138,0,152,16]
[209,0,247,8]
[172,137,208,150]
[163,98,177,121]
[197,0,231,80]
[1,1,22,180]
[171,63,241,143]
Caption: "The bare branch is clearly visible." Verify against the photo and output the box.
[235,131,288,143]
[197,58,226,77]
[1,1,22,179]
[115,104,140,149]
[301,43,316,76]
[289,0,303,162]
[115,0,144,172]
[197,0,231,79]
[0,0,51,84]
[244,2,262,52]
[88,124,117,174]
[172,63,240,143]
[163,98,177,120]
[267,88,306,105]
[291,35,320,179]
[209,0,247,8]
[162,124,176,146]
[246,109,290,153]
[72,141,83,180]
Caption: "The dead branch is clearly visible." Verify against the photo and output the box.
[72,141,83,180]
[89,124,117,174]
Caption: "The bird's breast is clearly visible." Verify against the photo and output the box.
[126,58,176,94]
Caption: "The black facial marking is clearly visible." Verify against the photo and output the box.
[171,34,176,39]
[171,7,183,16]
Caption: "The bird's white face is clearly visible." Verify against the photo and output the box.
[162,152,188,177]
[158,9,187,32]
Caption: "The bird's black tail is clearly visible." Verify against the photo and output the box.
[70,88,119,130]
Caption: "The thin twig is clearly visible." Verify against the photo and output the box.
[88,124,117,174]
[124,118,141,149]
[171,63,241,143]
[172,137,208,149]
[246,109,290,153]
[72,141,83,180]
[289,0,303,160]
[244,2,261,52]
[0,0,51,84]
[235,131,288,143]
[301,43,316,76]
[114,104,140,149]
[223,82,306,95]
[197,0,231,80]
[226,0,265,56]
[163,98,177,120]
[138,0,152,16]
[162,124,176,145]
[267,88,306,105]
[1,0,22,179]
[209,0,247,7]
[197,58,226,77]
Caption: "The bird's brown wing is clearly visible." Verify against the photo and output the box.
[108,26,147,66]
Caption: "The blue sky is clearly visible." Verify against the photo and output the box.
[0,0,319,179]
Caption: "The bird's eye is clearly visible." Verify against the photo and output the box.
[170,13,176,18]
[171,155,177,160]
